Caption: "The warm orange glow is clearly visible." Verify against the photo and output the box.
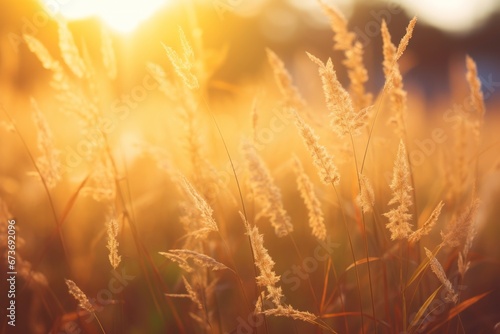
[402,0,498,33]
[40,0,171,33]
[2,1,500,333]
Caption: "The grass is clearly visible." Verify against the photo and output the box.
[1,2,499,334]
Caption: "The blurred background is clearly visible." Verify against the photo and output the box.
[1,0,500,333]
[1,0,500,103]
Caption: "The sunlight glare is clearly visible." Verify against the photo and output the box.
[401,0,498,33]
[40,0,170,33]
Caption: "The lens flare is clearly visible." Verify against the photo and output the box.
[401,0,498,33]
[40,0,170,33]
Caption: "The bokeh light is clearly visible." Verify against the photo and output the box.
[401,0,499,33]
[40,0,172,33]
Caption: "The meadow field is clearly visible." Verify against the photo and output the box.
[1,0,500,333]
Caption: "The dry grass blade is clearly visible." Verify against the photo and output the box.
[426,291,491,334]
[176,276,203,310]
[458,207,480,278]
[321,312,391,328]
[465,55,485,119]
[262,305,319,326]
[245,220,284,308]
[306,52,366,136]
[293,110,340,185]
[409,201,444,244]
[163,27,199,89]
[318,0,354,50]
[465,55,485,143]
[345,257,380,272]
[424,248,458,303]
[318,0,372,110]
[161,249,229,271]
[357,173,375,213]
[26,175,89,287]
[58,20,87,78]
[381,19,408,137]
[22,34,56,70]
[82,155,117,202]
[396,17,417,61]
[266,48,305,110]
[101,27,117,80]
[146,62,179,101]
[242,140,293,237]
[59,175,90,224]
[407,286,441,332]
[106,206,121,269]
[65,279,94,313]
[159,251,194,272]
[178,175,219,238]
[293,156,327,240]
[441,198,480,248]
[406,245,440,288]
[30,98,62,189]
[384,140,413,240]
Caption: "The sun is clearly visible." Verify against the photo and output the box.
[40,0,171,33]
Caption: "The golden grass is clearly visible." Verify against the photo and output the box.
[1,3,499,334]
